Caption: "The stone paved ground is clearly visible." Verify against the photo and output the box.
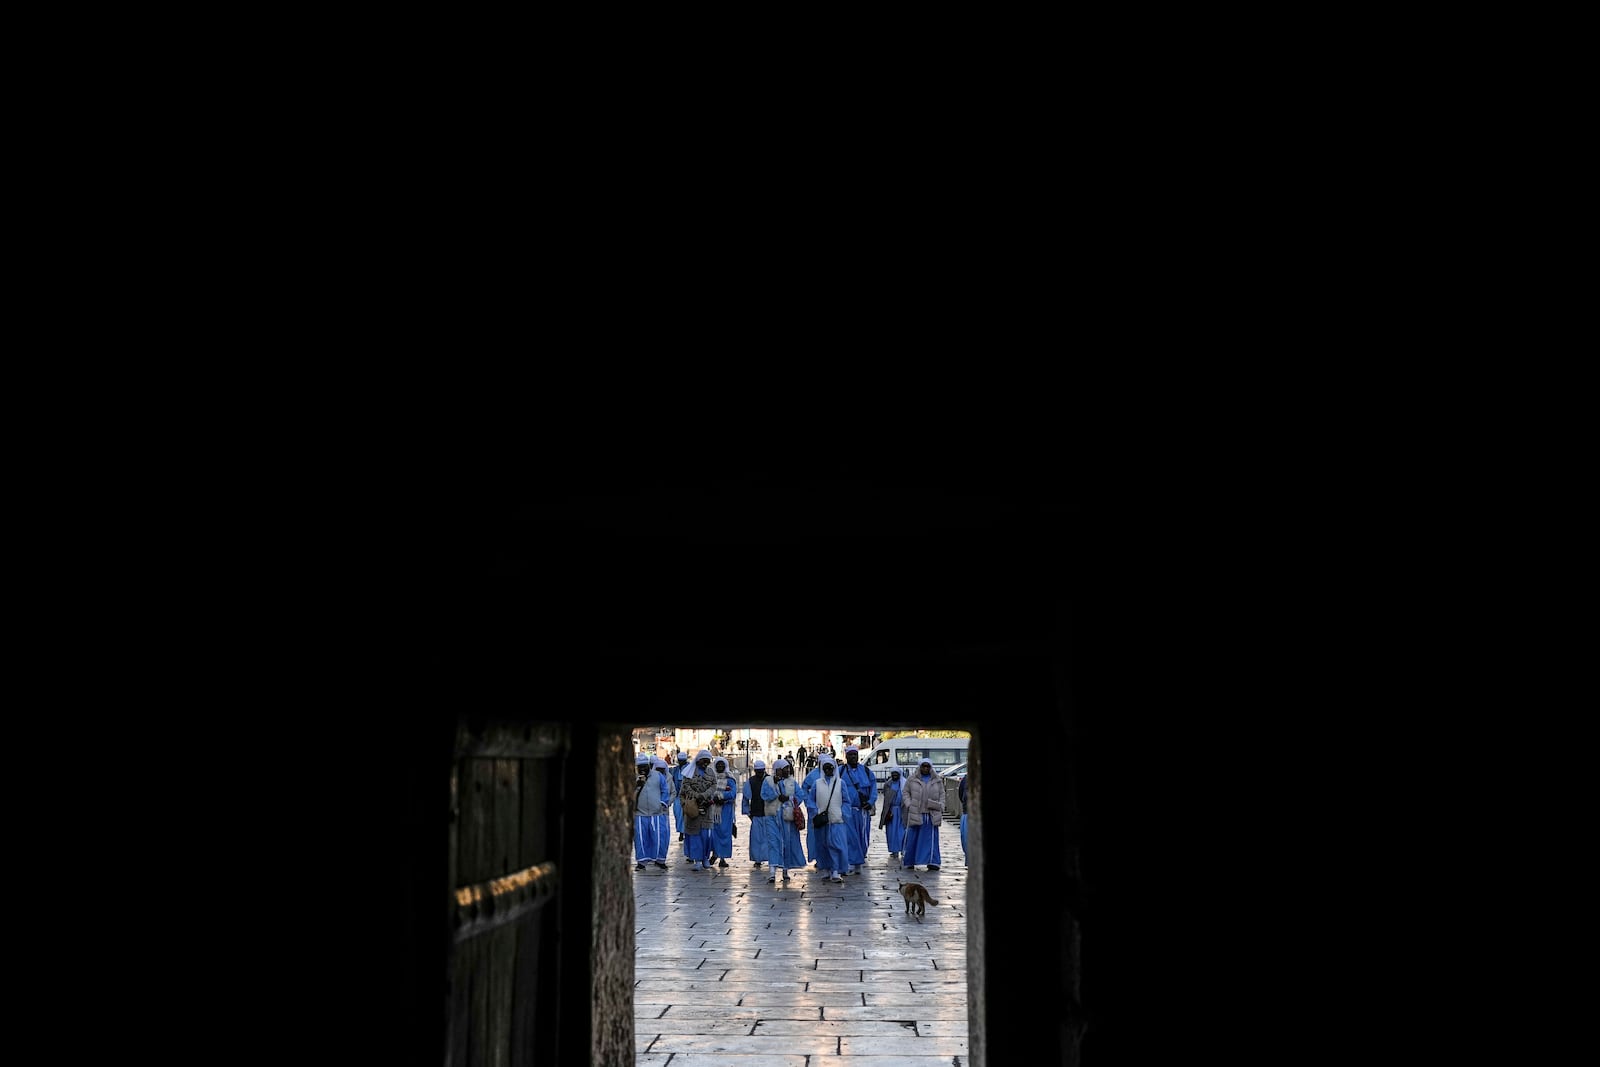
[632,810,970,1066]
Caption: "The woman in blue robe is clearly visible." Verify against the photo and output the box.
[765,758,808,882]
[679,749,719,871]
[651,757,672,863]
[671,752,690,854]
[900,759,945,871]
[958,772,968,865]
[800,761,824,864]
[740,760,779,869]
[878,768,906,858]
[710,757,737,868]
[810,755,851,883]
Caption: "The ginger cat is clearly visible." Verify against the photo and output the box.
[897,879,940,918]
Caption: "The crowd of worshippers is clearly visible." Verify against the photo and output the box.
[632,744,969,881]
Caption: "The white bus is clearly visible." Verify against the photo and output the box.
[865,736,971,789]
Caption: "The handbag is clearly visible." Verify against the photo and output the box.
[793,803,806,831]
[682,796,701,819]
[812,780,835,826]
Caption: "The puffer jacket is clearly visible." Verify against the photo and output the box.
[902,771,944,827]
[679,768,719,833]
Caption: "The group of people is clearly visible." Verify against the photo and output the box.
[632,749,739,872]
[633,744,966,879]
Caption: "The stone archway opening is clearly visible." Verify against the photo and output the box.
[617,716,979,1062]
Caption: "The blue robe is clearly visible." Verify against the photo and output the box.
[809,769,854,876]
[711,771,737,860]
[816,821,850,875]
[634,770,670,863]
[800,767,823,862]
[768,776,808,870]
[901,771,944,867]
[671,761,688,833]
[653,810,670,861]
[882,778,906,854]
[958,775,968,864]
[741,773,779,863]
[837,761,877,867]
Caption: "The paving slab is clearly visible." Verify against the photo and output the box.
[632,810,970,1064]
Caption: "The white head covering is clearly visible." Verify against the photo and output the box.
[752,759,766,770]
[677,752,689,762]
[844,744,859,754]
[820,755,837,772]
[652,756,668,769]
[772,758,789,770]
[635,754,649,765]
[713,757,728,772]
[918,759,933,774]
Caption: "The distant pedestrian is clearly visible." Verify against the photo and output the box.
[710,756,737,868]
[900,759,945,872]
[796,745,808,767]
[879,768,906,859]
[680,749,719,871]
[740,759,778,869]
[633,754,670,871]
[766,758,807,883]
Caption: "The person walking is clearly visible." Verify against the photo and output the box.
[741,759,778,870]
[795,744,808,768]
[710,756,737,868]
[633,753,670,871]
[900,758,945,872]
[670,752,690,843]
[810,755,850,883]
[650,756,672,866]
[879,768,906,859]
[837,744,877,874]
[958,768,969,866]
[800,757,824,865]
[680,749,719,872]
[766,758,807,883]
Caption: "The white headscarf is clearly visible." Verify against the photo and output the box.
[772,758,789,771]
[820,755,837,773]
[918,760,933,776]
[635,754,650,765]
[752,759,766,770]
[652,757,668,770]
[691,749,714,777]
[713,757,729,775]
[844,744,859,754]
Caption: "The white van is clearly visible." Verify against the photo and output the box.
[866,736,971,791]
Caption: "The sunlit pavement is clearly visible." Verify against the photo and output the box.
[632,812,970,1066]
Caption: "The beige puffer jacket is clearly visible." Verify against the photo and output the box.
[902,771,944,828]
